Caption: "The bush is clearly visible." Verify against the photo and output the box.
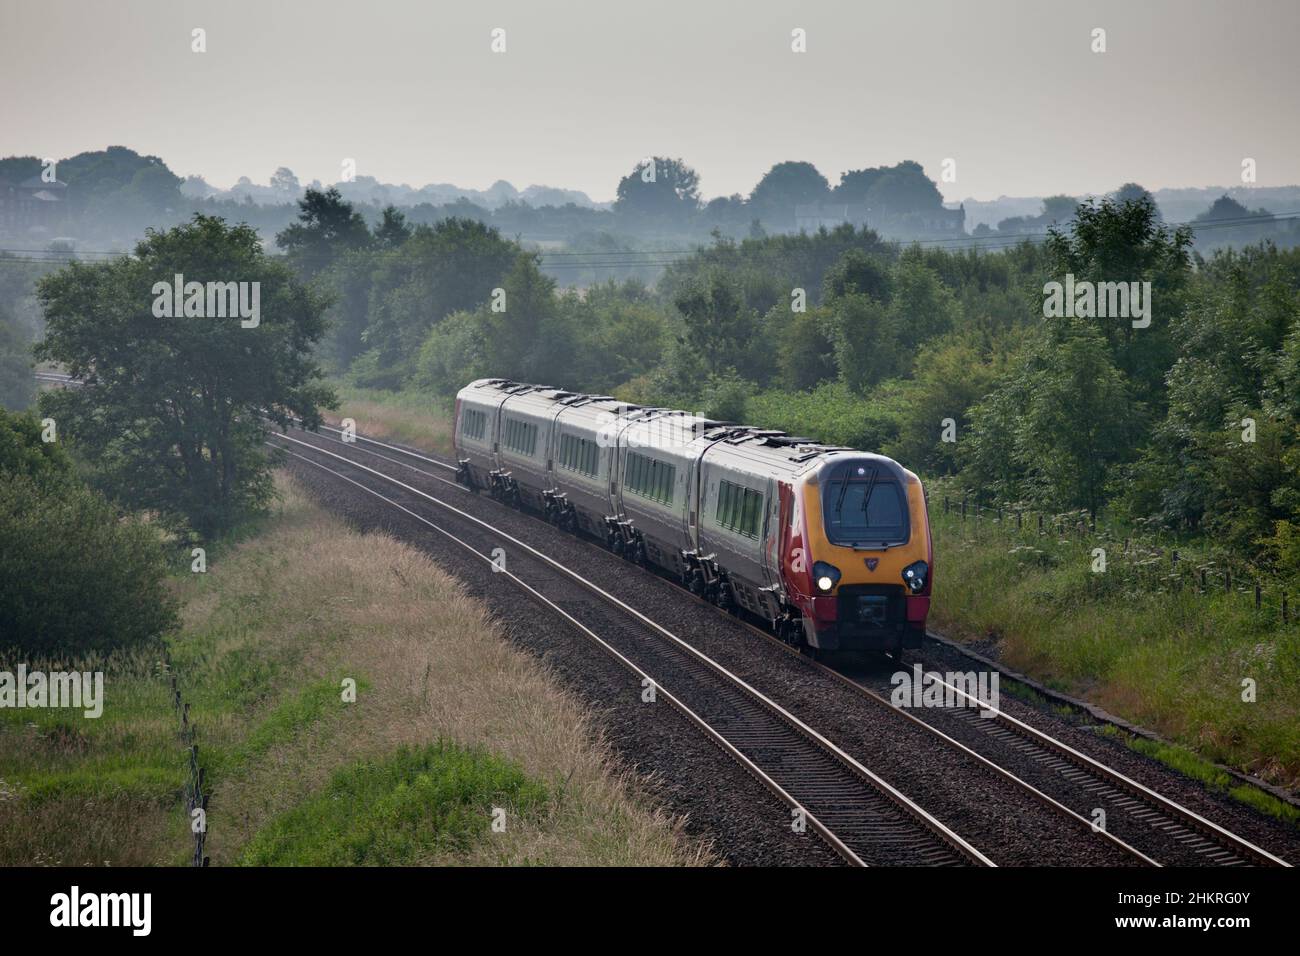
[0,409,176,655]
[747,380,904,451]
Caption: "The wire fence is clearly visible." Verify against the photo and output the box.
[930,486,1295,627]
[163,650,209,866]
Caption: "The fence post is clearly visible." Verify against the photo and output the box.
[1225,570,1231,593]
[1284,592,1289,625]
[1255,583,1262,610]
[1199,569,1207,593]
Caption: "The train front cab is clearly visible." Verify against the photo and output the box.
[789,455,932,652]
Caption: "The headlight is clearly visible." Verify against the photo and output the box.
[812,561,841,593]
[902,560,928,593]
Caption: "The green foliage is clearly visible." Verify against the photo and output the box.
[749,161,831,230]
[35,214,335,537]
[673,269,757,379]
[747,380,904,451]
[0,318,35,410]
[275,186,371,278]
[0,471,177,655]
[884,333,1005,474]
[412,309,487,397]
[1045,195,1193,396]
[0,406,71,482]
[613,157,700,227]
[358,217,522,384]
[275,180,1300,581]
[965,324,1139,515]
[238,742,547,865]
[834,160,945,215]
[0,407,176,656]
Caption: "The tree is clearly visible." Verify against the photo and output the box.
[824,248,891,301]
[613,157,700,226]
[0,407,177,655]
[967,325,1137,516]
[484,256,559,381]
[1040,194,1079,223]
[1111,182,1156,209]
[0,314,33,410]
[276,186,372,277]
[835,161,944,216]
[861,161,945,216]
[613,160,691,223]
[827,293,896,392]
[359,218,521,383]
[749,161,830,229]
[373,205,412,248]
[270,166,300,194]
[886,334,1003,475]
[35,215,336,537]
[1045,195,1193,398]
[673,270,755,378]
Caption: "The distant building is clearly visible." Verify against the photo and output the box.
[874,204,965,238]
[0,175,68,234]
[795,202,870,232]
[793,200,966,237]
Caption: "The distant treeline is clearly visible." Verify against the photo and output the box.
[275,183,1300,583]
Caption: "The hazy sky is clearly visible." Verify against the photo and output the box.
[3,0,1297,202]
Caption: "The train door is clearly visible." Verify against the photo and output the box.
[760,477,782,589]
[685,456,703,549]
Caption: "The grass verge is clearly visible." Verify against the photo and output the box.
[323,383,454,454]
[930,511,1300,802]
[1,471,706,866]
[311,385,1300,811]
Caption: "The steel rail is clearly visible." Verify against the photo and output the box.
[269,431,994,866]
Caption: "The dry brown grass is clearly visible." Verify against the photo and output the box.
[322,385,454,455]
[196,472,708,865]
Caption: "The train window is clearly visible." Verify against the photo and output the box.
[462,408,487,441]
[558,432,599,478]
[717,479,762,538]
[821,464,909,546]
[503,418,537,456]
[625,451,674,505]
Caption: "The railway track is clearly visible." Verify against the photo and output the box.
[279,418,1292,868]
[37,369,1290,867]
[268,431,992,867]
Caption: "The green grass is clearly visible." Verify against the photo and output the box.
[930,508,1300,806]
[0,646,188,864]
[238,742,548,866]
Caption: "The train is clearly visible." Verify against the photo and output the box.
[453,378,933,654]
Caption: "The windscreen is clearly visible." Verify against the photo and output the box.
[821,463,909,547]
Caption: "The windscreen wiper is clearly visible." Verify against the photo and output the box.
[859,467,878,520]
[832,467,852,519]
